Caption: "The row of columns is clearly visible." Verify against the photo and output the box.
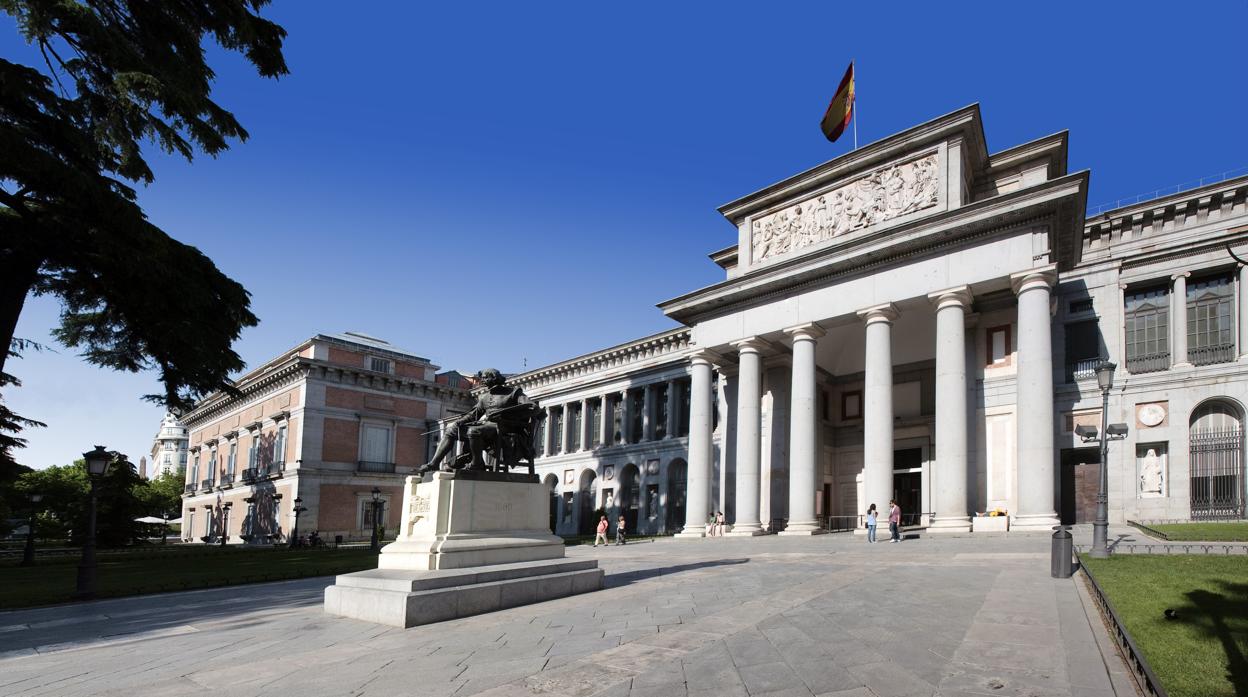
[542,379,687,456]
[680,267,1062,537]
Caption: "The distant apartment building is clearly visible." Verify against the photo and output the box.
[179,332,473,543]
[148,412,189,479]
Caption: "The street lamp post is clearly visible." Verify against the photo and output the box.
[76,446,113,600]
[370,487,382,552]
[289,496,307,548]
[1076,361,1129,559]
[21,492,43,566]
[162,510,170,545]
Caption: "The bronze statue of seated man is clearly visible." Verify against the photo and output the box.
[420,368,539,474]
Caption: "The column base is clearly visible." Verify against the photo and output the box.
[1010,513,1060,532]
[778,521,827,536]
[725,524,766,537]
[926,517,971,534]
[674,529,707,539]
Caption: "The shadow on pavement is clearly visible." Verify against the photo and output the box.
[604,558,750,588]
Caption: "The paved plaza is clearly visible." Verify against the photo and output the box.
[0,530,1141,697]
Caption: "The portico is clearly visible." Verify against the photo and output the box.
[661,105,1087,536]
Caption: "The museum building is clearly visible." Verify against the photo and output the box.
[178,332,473,543]
[514,105,1248,537]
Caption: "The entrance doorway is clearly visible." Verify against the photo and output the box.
[1060,448,1099,524]
[893,448,922,526]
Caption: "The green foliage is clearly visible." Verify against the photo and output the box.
[1083,555,1248,697]
[16,454,178,545]
[0,1,289,466]
[1144,522,1248,542]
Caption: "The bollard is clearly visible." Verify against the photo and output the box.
[1051,525,1073,578]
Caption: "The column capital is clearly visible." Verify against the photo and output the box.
[927,285,973,310]
[856,302,899,324]
[1009,265,1057,295]
[783,322,826,342]
[1170,271,1191,281]
[730,336,775,355]
[688,348,721,367]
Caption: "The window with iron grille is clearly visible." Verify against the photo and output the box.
[1187,272,1235,366]
[655,385,669,439]
[552,408,563,452]
[1124,285,1169,373]
[571,404,583,451]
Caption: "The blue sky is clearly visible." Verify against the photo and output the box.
[5,1,1246,470]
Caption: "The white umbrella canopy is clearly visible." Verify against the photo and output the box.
[133,516,168,524]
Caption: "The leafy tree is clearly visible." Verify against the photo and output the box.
[16,453,146,546]
[0,1,289,464]
[134,470,183,517]
[0,453,33,535]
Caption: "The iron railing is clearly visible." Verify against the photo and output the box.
[241,468,258,483]
[1066,358,1100,382]
[1125,352,1169,375]
[1189,343,1236,367]
[1190,427,1245,519]
[220,474,234,487]
[200,479,214,492]
[1078,552,1170,696]
[357,460,396,473]
[183,483,196,494]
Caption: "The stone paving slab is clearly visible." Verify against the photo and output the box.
[0,532,1139,697]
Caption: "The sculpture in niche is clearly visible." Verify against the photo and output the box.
[751,153,940,263]
[1139,448,1165,497]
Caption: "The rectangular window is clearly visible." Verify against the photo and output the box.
[571,404,583,451]
[1187,272,1235,366]
[361,424,392,463]
[1125,284,1170,373]
[842,390,862,420]
[1069,298,1094,315]
[552,408,564,452]
[247,436,258,469]
[186,512,194,541]
[630,390,644,443]
[190,453,199,485]
[534,419,546,457]
[654,385,669,439]
[227,441,237,476]
[612,396,624,443]
[207,447,217,483]
[1063,320,1100,382]
[590,399,602,447]
[274,424,287,466]
[678,380,690,436]
[369,357,392,373]
[986,325,1011,366]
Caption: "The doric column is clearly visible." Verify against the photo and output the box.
[599,396,612,446]
[727,338,766,535]
[620,389,632,444]
[665,379,679,438]
[857,304,898,522]
[927,287,972,532]
[1240,265,1248,361]
[562,404,575,454]
[544,405,557,455]
[677,352,715,538]
[580,398,592,451]
[1172,272,1190,367]
[1011,267,1060,530]
[642,384,655,441]
[780,323,825,535]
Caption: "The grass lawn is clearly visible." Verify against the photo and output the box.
[1082,555,1248,697]
[1141,522,1248,542]
[0,546,379,610]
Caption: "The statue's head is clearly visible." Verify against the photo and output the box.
[476,368,505,387]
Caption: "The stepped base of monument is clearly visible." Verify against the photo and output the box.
[324,558,603,628]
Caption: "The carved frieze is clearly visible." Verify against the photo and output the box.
[751,153,940,263]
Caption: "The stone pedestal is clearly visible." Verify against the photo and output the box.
[325,470,602,627]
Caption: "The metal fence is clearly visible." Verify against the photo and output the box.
[1125,352,1169,375]
[1189,343,1236,367]
[1189,427,1245,520]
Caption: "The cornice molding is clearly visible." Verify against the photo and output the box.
[510,328,693,390]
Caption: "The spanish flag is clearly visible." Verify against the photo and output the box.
[820,61,855,143]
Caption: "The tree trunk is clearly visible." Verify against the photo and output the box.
[0,251,42,379]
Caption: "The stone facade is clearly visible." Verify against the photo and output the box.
[148,412,188,479]
[179,332,473,544]
[514,105,1248,536]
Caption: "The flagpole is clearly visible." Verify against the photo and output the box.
[852,64,858,150]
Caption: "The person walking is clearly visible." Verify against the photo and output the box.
[615,515,627,545]
[865,503,878,543]
[593,515,609,547]
[888,499,902,543]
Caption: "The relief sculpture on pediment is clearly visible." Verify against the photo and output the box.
[751,153,939,263]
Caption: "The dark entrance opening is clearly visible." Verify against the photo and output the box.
[893,448,923,525]
[1059,447,1100,524]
